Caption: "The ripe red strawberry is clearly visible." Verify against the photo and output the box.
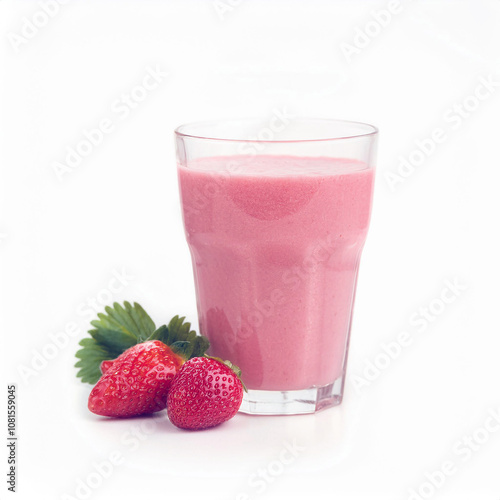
[167,357,244,430]
[100,359,115,374]
[88,340,184,418]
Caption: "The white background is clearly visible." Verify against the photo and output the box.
[1,1,500,499]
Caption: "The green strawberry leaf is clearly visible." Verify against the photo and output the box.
[169,341,192,358]
[91,301,155,343]
[190,335,211,359]
[146,315,210,359]
[75,303,210,384]
[75,301,156,384]
[75,338,115,384]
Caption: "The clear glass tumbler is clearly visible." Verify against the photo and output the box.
[175,118,377,415]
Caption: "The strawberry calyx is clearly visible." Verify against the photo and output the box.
[147,320,210,361]
[204,355,247,392]
[75,301,210,384]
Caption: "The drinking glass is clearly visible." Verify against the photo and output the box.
[175,117,378,415]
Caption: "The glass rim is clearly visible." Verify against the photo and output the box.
[175,117,378,144]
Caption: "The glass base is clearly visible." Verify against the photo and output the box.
[239,376,344,415]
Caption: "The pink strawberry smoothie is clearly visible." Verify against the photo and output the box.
[178,155,374,391]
